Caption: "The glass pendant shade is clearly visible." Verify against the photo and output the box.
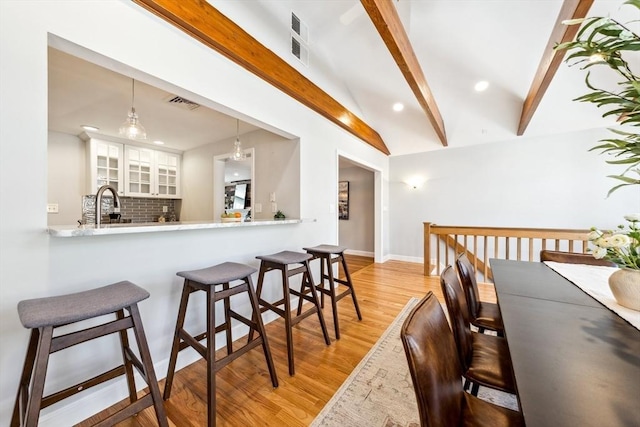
[230,119,246,161]
[119,79,147,140]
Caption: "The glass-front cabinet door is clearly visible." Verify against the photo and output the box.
[156,152,180,198]
[87,138,124,195]
[125,146,153,197]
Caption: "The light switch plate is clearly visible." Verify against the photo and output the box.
[255,203,262,213]
[271,202,277,213]
[47,203,59,214]
[269,192,276,202]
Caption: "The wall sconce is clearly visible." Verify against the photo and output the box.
[405,177,425,189]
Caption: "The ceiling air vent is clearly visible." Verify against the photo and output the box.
[165,95,201,111]
[290,11,309,66]
[291,36,309,66]
[291,12,308,42]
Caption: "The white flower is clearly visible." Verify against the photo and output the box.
[608,234,631,248]
[592,246,608,259]
[623,213,640,222]
[587,230,602,241]
[594,237,610,248]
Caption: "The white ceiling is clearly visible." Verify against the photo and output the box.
[48,0,637,156]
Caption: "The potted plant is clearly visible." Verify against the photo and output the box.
[555,1,639,196]
[274,210,286,220]
[588,214,640,310]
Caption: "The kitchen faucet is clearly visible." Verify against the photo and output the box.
[95,184,121,227]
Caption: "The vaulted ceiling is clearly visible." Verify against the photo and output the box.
[49,0,637,156]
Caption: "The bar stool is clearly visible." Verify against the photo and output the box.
[163,262,278,427]
[12,281,168,427]
[251,250,331,375]
[303,244,362,339]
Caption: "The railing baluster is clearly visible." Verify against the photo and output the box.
[517,237,522,261]
[529,238,534,261]
[483,236,488,279]
[505,237,510,260]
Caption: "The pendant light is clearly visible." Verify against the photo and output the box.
[119,79,147,140]
[230,119,246,161]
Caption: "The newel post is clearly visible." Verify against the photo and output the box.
[424,222,432,276]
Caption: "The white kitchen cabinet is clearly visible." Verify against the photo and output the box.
[124,146,181,198]
[86,138,125,196]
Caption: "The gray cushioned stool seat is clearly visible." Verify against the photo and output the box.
[303,244,347,255]
[17,281,149,329]
[177,262,257,285]
[256,250,312,265]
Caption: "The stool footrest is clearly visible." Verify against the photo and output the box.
[92,394,155,427]
[41,365,126,409]
[215,337,264,372]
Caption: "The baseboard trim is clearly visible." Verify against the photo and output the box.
[344,249,374,257]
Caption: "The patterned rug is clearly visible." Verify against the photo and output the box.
[310,297,518,427]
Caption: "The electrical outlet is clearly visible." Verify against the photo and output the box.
[269,192,276,202]
[163,206,168,213]
[47,203,59,214]
[255,203,262,213]
[271,202,277,213]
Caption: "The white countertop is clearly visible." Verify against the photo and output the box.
[48,218,308,237]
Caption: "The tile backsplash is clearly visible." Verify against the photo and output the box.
[82,195,178,224]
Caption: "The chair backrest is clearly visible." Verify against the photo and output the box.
[440,265,474,371]
[401,292,464,427]
[455,253,481,318]
[540,250,617,267]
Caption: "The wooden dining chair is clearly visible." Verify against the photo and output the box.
[540,250,617,267]
[455,253,504,336]
[401,291,524,427]
[440,266,517,396]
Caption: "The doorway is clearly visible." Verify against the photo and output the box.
[337,153,382,263]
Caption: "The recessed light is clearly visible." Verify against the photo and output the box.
[153,140,165,145]
[81,125,99,131]
[392,102,404,112]
[474,81,489,92]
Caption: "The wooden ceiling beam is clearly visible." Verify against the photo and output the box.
[517,0,594,135]
[361,0,447,147]
[132,0,390,155]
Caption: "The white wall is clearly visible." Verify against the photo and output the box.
[0,2,389,425]
[338,166,375,254]
[48,131,86,225]
[388,127,640,261]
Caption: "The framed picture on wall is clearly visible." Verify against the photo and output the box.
[338,181,349,220]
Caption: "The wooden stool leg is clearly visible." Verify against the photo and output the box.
[340,254,362,320]
[206,287,217,427]
[25,326,54,427]
[304,260,331,346]
[325,256,341,339]
[248,264,267,343]
[12,329,39,427]
[223,283,233,355]
[282,266,296,376]
[319,256,327,308]
[164,282,192,400]
[246,275,279,387]
[128,303,169,427]
[116,309,138,404]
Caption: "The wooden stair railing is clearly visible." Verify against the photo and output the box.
[424,222,591,281]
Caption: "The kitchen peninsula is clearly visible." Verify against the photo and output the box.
[48,218,306,237]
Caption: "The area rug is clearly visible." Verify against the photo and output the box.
[310,297,518,427]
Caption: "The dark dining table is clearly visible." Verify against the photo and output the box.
[490,259,640,427]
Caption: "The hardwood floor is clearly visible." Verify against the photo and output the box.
[77,258,497,427]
